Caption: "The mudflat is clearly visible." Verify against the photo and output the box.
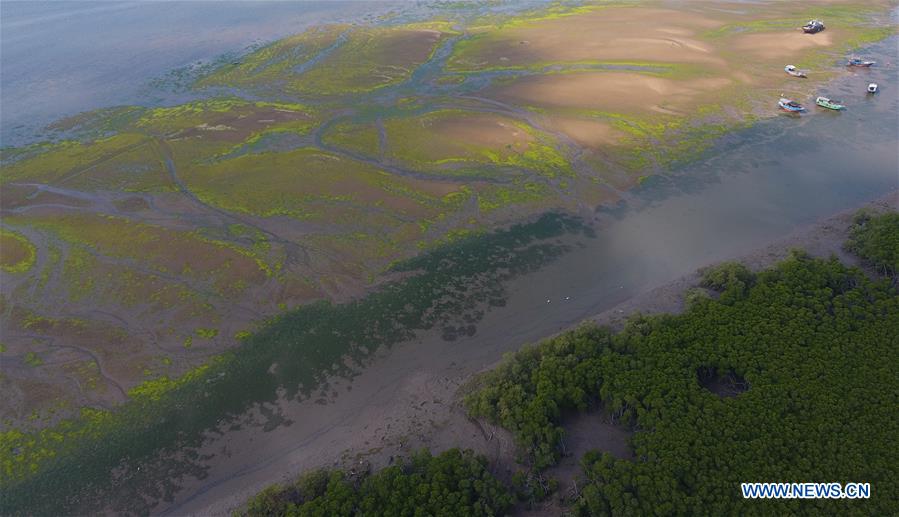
[1,0,896,514]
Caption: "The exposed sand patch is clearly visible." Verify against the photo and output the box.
[732,31,834,60]
[491,72,732,114]
[178,106,312,143]
[384,111,536,166]
[543,117,623,149]
[453,7,728,70]
[434,115,532,148]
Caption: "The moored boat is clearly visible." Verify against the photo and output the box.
[815,96,845,110]
[785,65,807,78]
[867,83,878,94]
[778,98,805,112]
[801,20,825,33]
[847,57,875,67]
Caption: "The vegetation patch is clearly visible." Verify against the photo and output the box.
[16,213,267,294]
[477,182,549,214]
[239,449,512,516]
[0,213,589,515]
[320,121,382,158]
[23,352,44,368]
[201,22,458,97]
[0,133,156,188]
[178,146,454,223]
[0,229,37,273]
[845,211,899,276]
[383,109,570,177]
[285,23,458,95]
[467,247,899,514]
[195,25,348,91]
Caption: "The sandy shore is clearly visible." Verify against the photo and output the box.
[159,190,896,516]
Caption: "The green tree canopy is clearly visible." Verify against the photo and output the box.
[240,449,513,517]
[846,210,899,276]
[467,216,899,515]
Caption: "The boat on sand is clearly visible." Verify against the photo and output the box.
[785,65,807,78]
[778,98,805,112]
[801,19,825,33]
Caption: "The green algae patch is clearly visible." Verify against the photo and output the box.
[200,22,458,96]
[195,328,219,339]
[0,133,156,187]
[0,133,173,193]
[383,109,571,177]
[1,212,592,516]
[465,2,614,33]
[47,105,148,139]
[477,182,549,214]
[136,98,254,133]
[51,241,214,315]
[0,229,37,274]
[434,74,466,85]
[196,25,349,91]
[23,352,44,367]
[285,22,459,95]
[321,121,382,157]
[135,99,318,140]
[177,146,455,223]
[12,212,269,298]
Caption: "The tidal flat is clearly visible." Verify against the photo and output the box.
[1,0,897,514]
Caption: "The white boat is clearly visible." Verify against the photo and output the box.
[847,57,876,67]
[867,83,878,94]
[784,65,807,78]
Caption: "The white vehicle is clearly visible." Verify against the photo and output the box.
[867,83,878,94]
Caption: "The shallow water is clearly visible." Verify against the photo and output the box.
[476,39,898,343]
[0,0,547,147]
[0,1,402,146]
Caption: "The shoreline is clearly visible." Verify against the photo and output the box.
[589,189,898,332]
[174,190,896,516]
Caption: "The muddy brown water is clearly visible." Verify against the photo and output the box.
[154,38,898,515]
